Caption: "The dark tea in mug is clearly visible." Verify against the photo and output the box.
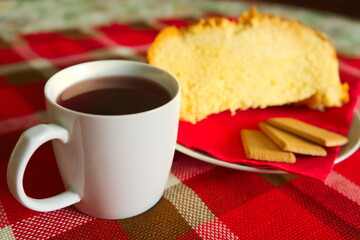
[57,76,172,115]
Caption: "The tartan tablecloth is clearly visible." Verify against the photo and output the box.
[1,11,360,240]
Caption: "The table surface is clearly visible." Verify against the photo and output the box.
[1,1,360,239]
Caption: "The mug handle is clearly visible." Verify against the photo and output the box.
[7,124,81,212]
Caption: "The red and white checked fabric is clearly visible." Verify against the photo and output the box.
[0,15,360,239]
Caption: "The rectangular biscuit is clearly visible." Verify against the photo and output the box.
[259,122,327,156]
[240,129,296,163]
[266,118,348,147]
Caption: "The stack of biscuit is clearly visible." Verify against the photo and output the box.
[241,118,348,163]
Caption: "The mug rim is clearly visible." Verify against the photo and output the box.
[45,60,180,119]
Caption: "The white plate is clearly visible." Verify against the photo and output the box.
[176,111,360,174]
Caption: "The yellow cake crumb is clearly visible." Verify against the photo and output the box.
[148,7,349,123]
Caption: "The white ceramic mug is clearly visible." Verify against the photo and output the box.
[7,60,180,219]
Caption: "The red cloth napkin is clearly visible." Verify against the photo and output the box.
[177,67,360,181]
